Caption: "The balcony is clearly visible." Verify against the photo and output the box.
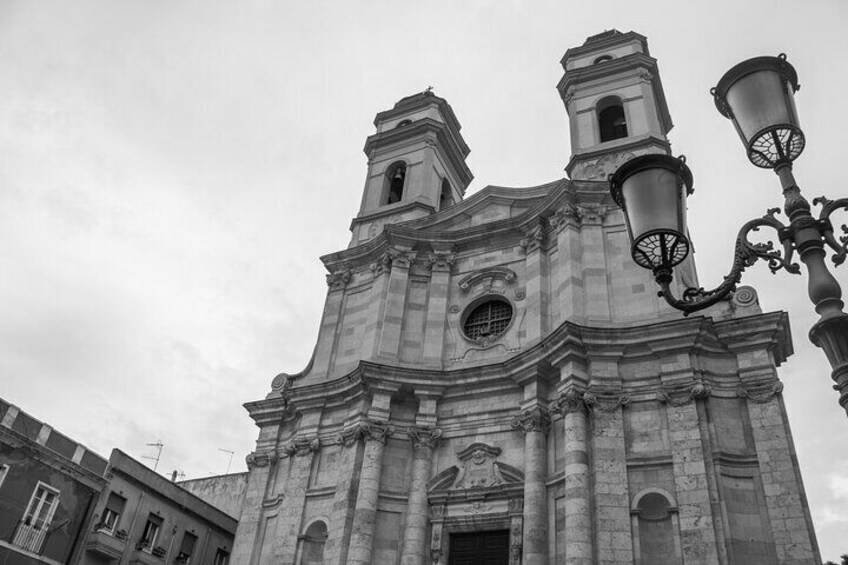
[85,528,127,561]
[11,522,48,554]
[129,542,167,565]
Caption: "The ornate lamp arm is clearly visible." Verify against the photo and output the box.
[654,209,800,314]
[813,196,848,266]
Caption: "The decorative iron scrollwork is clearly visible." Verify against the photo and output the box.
[655,208,800,314]
[813,196,848,266]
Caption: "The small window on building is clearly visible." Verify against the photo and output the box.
[384,162,406,205]
[12,482,60,553]
[98,492,127,534]
[177,532,198,564]
[593,55,613,64]
[598,97,628,142]
[439,178,454,210]
[139,514,162,551]
[214,549,230,565]
[300,521,328,565]
[462,298,513,341]
[0,464,8,491]
[396,119,412,128]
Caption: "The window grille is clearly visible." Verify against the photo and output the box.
[463,300,513,340]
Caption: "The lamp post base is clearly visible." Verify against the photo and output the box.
[809,313,848,414]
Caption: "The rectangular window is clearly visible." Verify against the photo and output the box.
[213,549,229,565]
[177,533,197,563]
[99,492,127,534]
[12,482,60,553]
[139,515,162,551]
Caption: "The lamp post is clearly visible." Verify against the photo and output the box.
[609,54,848,416]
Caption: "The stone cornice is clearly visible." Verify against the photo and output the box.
[264,311,791,420]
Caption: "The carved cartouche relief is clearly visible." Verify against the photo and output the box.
[451,443,505,489]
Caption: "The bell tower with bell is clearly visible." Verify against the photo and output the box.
[558,30,674,180]
[350,90,473,247]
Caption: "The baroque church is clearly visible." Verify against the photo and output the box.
[230,31,820,565]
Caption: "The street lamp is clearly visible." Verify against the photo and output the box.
[610,54,848,415]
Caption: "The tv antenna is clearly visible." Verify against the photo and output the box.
[142,441,164,471]
[218,448,234,474]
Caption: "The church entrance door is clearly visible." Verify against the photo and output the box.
[448,530,510,565]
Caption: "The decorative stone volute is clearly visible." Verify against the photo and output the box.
[360,419,393,443]
[657,382,712,407]
[556,388,588,414]
[423,251,456,273]
[737,380,784,404]
[519,221,547,254]
[407,426,442,451]
[511,406,551,434]
[245,450,277,470]
[283,436,320,457]
[325,269,352,289]
[583,389,630,413]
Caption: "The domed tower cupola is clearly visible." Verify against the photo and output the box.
[558,30,674,180]
[350,90,473,247]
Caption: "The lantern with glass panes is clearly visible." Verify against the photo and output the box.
[610,54,848,416]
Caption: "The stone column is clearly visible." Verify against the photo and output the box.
[273,437,320,565]
[520,220,548,344]
[324,426,365,565]
[558,389,593,565]
[311,269,350,376]
[585,390,633,565]
[231,450,277,565]
[400,427,442,565]
[579,206,611,321]
[741,380,820,564]
[660,384,720,564]
[422,252,454,364]
[377,248,414,359]
[551,204,585,324]
[512,407,551,565]
[347,420,393,565]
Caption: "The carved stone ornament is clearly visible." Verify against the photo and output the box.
[423,251,456,273]
[737,381,784,404]
[430,549,443,565]
[458,267,517,293]
[563,86,576,105]
[360,419,393,443]
[519,221,547,254]
[283,436,320,457]
[387,246,416,270]
[451,443,505,489]
[577,151,636,181]
[638,70,653,83]
[508,498,524,514]
[407,426,442,450]
[270,373,292,393]
[245,450,277,470]
[549,202,583,230]
[511,407,551,434]
[556,388,588,415]
[583,390,630,413]
[658,383,712,407]
[325,269,352,289]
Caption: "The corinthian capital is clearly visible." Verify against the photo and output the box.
[511,406,551,434]
[556,388,588,415]
[361,419,393,443]
[245,450,277,470]
[407,426,442,450]
[423,251,456,273]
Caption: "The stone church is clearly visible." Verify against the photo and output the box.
[230,31,821,565]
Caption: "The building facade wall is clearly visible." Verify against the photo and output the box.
[232,31,821,565]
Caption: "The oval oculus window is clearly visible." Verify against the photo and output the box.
[462,298,513,340]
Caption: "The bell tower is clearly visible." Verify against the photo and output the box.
[558,30,674,180]
[350,90,473,247]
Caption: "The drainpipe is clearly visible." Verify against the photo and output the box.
[119,492,145,565]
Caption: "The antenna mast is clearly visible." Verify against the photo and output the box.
[218,448,234,474]
[142,441,164,471]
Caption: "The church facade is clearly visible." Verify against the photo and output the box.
[231,31,820,565]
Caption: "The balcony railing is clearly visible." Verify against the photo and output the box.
[12,521,48,553]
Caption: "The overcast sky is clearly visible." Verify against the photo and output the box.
[2,0,847,560]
